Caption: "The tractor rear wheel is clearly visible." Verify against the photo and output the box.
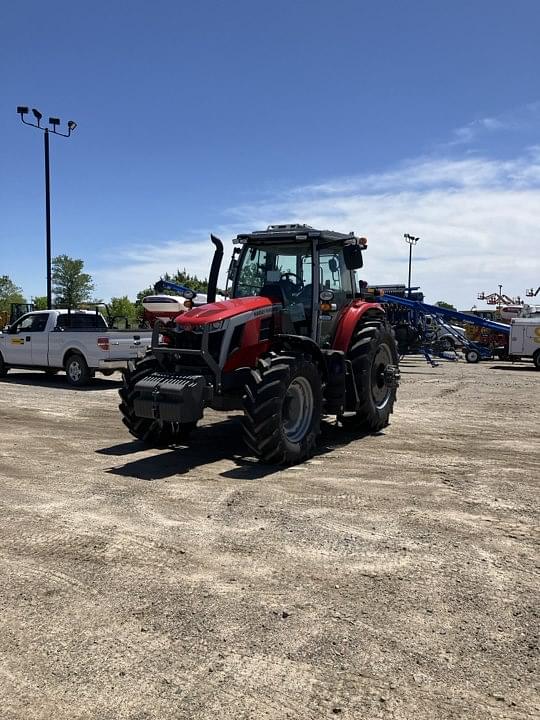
[242,353,322,465]
[119,354,197,445]
[339,319,399,432]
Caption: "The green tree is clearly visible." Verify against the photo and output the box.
[109,296,138,326]
[52,255,95,308]
[169,269,210,293]
[435,301,456,310]
[32,295,48,310]
[0,275,25,313]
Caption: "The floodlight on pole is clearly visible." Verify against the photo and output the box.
[404,233,420,298]
[16,105,78,309]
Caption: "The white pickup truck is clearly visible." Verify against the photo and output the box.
[0,310,152,385]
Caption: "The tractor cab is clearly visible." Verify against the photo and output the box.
[228,224,366,345]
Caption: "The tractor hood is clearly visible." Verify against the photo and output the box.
[175,296,274,327]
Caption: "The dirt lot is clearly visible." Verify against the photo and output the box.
[0,358,538,719]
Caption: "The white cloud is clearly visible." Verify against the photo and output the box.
[448,101,540,146]
[92,148,540,310]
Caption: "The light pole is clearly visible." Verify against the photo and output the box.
[404,233,420,298]
[16,106,77,309]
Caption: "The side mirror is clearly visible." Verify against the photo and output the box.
[227,259,238,281]
[343,244,364,270]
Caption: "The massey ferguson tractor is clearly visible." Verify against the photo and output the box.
[119,224,400,465]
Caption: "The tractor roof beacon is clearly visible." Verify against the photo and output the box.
[119,225,400,465]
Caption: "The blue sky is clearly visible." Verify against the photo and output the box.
[1,0,539,307]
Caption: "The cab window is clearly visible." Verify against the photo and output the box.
[235,243,313,307]
[12,314,48,333]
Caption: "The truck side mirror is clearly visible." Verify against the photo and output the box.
[343,244,364,270]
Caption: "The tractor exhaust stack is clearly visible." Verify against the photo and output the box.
[207,234,224,304]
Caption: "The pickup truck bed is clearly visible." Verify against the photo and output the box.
[0,310,152,385]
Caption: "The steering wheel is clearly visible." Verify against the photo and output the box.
[280,272,304,291]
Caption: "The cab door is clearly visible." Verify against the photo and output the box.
[317,247,353,345]
[3,314,35,364]
[3,313,49,365]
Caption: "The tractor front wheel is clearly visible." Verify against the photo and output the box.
[119,355,197,445]
[339,320,399,432]
[242,354,322,465]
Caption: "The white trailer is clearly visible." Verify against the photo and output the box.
[509,318,540,369]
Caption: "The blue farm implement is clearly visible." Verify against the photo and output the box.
[378,294,510,366]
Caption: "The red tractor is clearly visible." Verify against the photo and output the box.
[119,224,400,465]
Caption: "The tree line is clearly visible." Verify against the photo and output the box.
[1,256,215,326]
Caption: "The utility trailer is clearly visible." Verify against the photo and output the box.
[508,318,540,368]
[378,294,510,364]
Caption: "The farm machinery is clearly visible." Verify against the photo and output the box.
[119,225,400,465]
[377,293,510,364]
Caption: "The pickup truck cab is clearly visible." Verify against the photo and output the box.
[0,310,152,385]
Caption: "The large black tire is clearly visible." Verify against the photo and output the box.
[118,354,197,445]
[0,352,8,378]
[339,319,399,432]
[533,350,540,370]
[242,353,322,465]
[64,353,91,386]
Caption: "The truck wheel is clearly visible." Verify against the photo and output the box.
[0,353,8,378]
[534,350,540,370]
[339,319,399,432]
[65,353,91,386]
[119,354,197,445]
[465,349,481,364]
[242,353,321,465]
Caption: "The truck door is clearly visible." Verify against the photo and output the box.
[525,323,540,356]
[27,313,50,364]
[510,323,525,355]
[3,313,48,364]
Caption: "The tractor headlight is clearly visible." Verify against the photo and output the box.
[210,320,226,331]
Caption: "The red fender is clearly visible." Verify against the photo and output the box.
[332,300,385,352]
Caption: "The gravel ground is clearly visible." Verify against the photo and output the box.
[0,358,538,719]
